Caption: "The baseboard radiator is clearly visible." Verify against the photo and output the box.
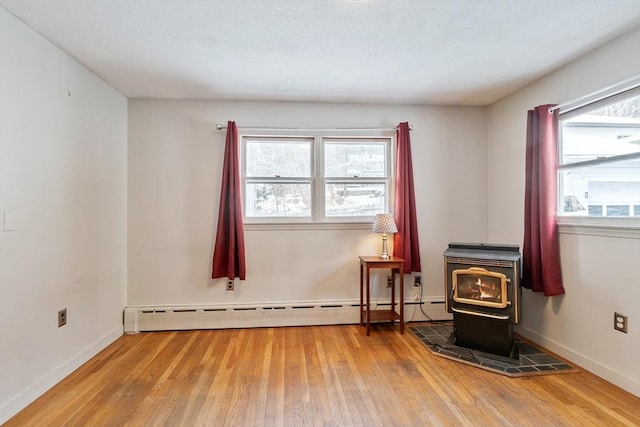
[124,298,451,333]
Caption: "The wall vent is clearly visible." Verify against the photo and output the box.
[446,257,514,268]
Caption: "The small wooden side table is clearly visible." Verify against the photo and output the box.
[359,256,405,336]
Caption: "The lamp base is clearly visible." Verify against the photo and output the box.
[380,233,390,260]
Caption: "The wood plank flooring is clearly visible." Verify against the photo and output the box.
[5,323,640,426]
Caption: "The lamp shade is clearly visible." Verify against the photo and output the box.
[373,213,398,234]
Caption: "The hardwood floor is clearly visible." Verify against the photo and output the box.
[6,323,640,426]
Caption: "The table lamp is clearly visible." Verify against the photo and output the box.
[373,213,398,260]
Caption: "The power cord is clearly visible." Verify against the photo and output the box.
[416,280,434,321]
[414,278,452,326]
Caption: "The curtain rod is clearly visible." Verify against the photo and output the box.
[549,74,640,114]
[215,124,413,131]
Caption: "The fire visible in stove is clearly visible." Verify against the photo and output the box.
[467,277,499,300]
[475,278,500,299]
[453,267,509,308]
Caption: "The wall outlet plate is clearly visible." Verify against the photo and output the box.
[614,312,628,333]
[58,308,67,327]
[227,280,234,291]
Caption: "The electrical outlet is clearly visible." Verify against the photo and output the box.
[614,312,628,333]
[227,280,234,291]
[58,308,67,328]
[387,276,392,287]
[414,275,421,287]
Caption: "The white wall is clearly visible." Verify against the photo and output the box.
[0,7,128,423]
[127,100,487,309]
[487,27,640,396]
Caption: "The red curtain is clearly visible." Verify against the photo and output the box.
[523,106,564,296]
[212,121,246,280]
[394,122,421,274]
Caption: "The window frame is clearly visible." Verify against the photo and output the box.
[321,137,393,222]
[240,130,394,228]
[242,136,315,223]
[557,85,640,233]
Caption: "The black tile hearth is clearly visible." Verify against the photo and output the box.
[410,323,579,377]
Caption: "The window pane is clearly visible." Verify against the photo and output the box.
[588,205,603,216]
[325,183,386,217]
[606,205,630,216]
[325,142,386,177]
[561,94,640,166]
[559,157,640,217]
[245,183,311,217]
[245,139,311,177]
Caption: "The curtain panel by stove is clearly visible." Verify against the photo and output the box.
[394,122,422,274]
[523,106,564,296]
[212,121,246,281]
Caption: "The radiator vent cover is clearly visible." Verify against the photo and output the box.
[123,298,451,333]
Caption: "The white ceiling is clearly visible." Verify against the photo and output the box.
[2,0,640,106]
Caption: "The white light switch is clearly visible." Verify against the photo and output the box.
[2,211,16,232]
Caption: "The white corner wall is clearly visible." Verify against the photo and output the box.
[487,27,640,396]
[127,100,487,310]
[0,8,128,423]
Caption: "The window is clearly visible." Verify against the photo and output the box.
[242,134,392,223]
[558,88,640,219]
[244,137,313,219]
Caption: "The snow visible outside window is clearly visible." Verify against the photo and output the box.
[243,135,392,222]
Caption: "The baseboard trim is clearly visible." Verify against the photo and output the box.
[124,298,452,333]
[515,325,639,397]
[0,324,123,425]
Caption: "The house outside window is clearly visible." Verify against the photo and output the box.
[242,134,392,223]
[558,88,640,220]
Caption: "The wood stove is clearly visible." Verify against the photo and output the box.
[444,243,521,357]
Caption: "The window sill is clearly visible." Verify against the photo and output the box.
[558,216,640,239]
[244,222,373,231]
